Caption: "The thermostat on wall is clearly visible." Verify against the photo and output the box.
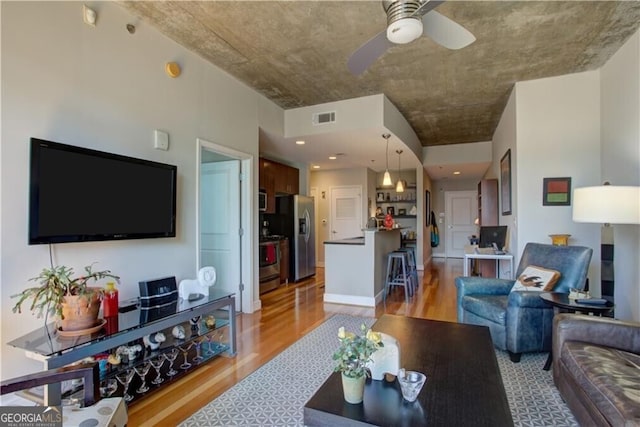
[154,130,169,151]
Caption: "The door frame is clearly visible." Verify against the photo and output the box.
[444,190,477,258]
[197,138,254,314]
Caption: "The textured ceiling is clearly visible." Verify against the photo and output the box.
[120,1,640,149]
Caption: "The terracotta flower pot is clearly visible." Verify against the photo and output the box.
[341,373,365,404]
[60,287,102,331]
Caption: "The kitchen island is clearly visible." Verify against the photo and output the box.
[323,228,402,307]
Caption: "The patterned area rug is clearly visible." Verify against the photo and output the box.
[181,315,576,426]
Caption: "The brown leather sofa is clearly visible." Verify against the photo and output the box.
[553,313,640,426]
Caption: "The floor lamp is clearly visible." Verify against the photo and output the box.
[573,185,640,312]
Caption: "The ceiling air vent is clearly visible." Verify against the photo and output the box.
[312,111,336,125]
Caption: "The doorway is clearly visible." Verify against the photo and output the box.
[197,139,254,313]
[444,190,477,258]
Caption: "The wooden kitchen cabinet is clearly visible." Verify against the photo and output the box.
[259,158,299,213]
[279,238,289,284]
[273,162,299,195]
[260,158,277,214]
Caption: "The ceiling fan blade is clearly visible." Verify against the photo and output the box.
[412,0,446,18]
[347,30,393,75]
[422,10,475,50]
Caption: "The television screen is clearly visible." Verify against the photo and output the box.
[29,138,177,244]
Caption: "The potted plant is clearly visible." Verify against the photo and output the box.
[332,324,383,404]
[12,264,120,332]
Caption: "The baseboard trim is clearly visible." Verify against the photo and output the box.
[253,299,262,312]
[323,293,375,307]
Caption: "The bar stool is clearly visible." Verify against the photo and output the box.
[397,247,419,292]
[384,251,413,304]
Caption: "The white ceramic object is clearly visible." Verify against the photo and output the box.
[178,266,216,300]
[366,333,401,381]
[143,332,166,350]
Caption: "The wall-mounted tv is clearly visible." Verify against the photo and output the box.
[29,138,177,244]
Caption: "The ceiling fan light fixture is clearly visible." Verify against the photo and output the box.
[387,17,423,44]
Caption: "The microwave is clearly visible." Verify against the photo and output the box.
[259,191,267,211]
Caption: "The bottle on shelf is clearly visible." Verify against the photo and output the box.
[103,281,119,318]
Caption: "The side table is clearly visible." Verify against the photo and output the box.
[539,292,614,370]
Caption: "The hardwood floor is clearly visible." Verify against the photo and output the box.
[128,257,462,426]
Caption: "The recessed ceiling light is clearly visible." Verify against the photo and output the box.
[312,165,320,169]
[453,171,461,175]
[295,140,305,145]
[329,156,337,160]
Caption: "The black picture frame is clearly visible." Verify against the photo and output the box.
[387,206,395,215]
[543,177,572,206]
[425,190,431,227]
[376,192,385,202]
[500,149,512,215]
[398,208,407,215]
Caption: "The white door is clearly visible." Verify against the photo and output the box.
[330,186,362,241]
[444,190,477,258]
[200,161,241,310]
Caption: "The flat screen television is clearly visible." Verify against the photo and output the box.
[29,138,177,244]
[479,226,507,249]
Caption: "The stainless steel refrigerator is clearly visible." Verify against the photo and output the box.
[273,195,316,281]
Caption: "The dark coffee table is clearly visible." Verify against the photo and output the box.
[304,314,513,427]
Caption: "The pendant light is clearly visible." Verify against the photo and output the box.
[395,149,405,192]
[382,133,392,186]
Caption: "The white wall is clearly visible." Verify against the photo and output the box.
[600,29,640,321]
[309,168,369,264]
[490,31,640,318]
[0,2,279,379]
[513,71,602,288]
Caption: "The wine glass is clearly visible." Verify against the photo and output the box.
[163,348,179,377]
[134,362,151,394]
[179,342,193,370]
[115,369,135,402]
[215,331,225,353]
[192,337,204,363]
[149,356,165,385]
[100,378,118,398]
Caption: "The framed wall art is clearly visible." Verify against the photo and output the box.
[500,149,512,215]
[543,177,572,206]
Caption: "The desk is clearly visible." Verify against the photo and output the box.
[463,249,514,279]
[304,315,513,427]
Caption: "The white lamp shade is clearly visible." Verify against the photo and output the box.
[396,179,405,192]
[573,186,640,224]
[383,170,393,186]
[387,18,423,44]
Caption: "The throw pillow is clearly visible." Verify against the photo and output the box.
[510,265,561,292]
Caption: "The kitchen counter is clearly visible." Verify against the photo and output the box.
[324,236,365,245]
[323,228,401,307]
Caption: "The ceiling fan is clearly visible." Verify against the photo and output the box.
[347,0,476,75]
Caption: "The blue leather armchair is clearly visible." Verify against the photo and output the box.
[455,242,592,362]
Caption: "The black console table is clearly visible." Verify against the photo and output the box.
[7,289,236,406]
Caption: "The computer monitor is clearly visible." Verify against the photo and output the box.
[479,226,507,249]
